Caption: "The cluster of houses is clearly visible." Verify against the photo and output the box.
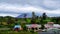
[14,22,60,32]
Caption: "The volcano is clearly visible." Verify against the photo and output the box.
[17,12,42,18]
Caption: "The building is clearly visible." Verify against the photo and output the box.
[26,24,41,32]
[44,22,60,29]
[14,25,22,31]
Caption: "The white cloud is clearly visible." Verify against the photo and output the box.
[0,3,40,13]
[0,3,60,17]
[42,0,60,10]
[0,14,19,17]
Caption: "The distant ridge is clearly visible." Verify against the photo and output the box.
[17,12,42,18]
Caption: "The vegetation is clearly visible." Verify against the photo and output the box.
[0,31,37,34]
[0,12,60,34]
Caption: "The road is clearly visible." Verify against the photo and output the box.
[38,32,60,34]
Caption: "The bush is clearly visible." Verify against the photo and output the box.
[40,24,45,29]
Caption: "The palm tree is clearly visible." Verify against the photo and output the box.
[42,13,47,20]
[32,12,36,19]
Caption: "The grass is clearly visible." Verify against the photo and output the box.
[0,27,38,34]
[0,30,38,34]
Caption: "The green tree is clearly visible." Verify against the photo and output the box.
[32,12,36,19]
[0,16,3,25]
[40,24,45,29]
[4,16,15,24]
[21,21,27,31]
[42,13,47,20]
[40,13,47,24]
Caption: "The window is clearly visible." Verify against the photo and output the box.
[35,28,38,30]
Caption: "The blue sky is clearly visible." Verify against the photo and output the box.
[0,0,60,17]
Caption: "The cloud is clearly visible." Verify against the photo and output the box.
[0,0,60,10]
[0,3,37,13]
[42,0,60,10]
[0,3,60,17]
[0,0,60,17]
[0,14,19,17]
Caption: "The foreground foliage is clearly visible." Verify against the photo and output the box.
[0,31,38,34]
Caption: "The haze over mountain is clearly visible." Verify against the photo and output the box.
[17,12,42,18]
[0,0,60,17]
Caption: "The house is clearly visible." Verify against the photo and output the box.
[44,22,60,29]
[14,25,22,31]
[53,24,60,28]
[26,24,41,32]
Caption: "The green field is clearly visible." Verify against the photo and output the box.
[0,31,38,34]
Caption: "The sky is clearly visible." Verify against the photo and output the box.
[0,0,60,17]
